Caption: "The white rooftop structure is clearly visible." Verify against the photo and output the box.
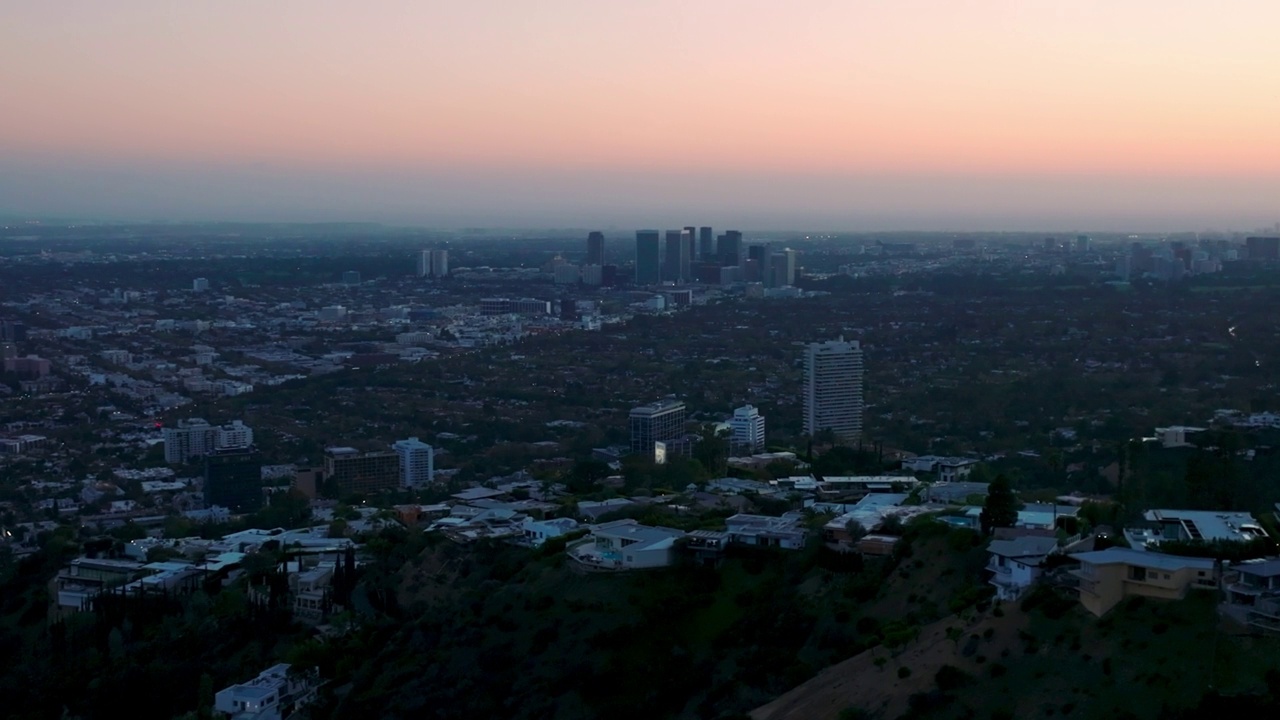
[1125,509,1268,550]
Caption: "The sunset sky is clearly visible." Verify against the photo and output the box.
[3,1,1278,230]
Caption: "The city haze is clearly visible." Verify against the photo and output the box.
[3,1,1279,229]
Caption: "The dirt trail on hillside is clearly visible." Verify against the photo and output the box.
[752,609,1028,720]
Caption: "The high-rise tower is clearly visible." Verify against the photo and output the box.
[587,231,605,266]
[635,230,661,285]
[803,337,864,444]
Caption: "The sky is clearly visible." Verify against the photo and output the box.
[2,1,1279,231]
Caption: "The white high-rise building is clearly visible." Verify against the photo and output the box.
[728,404,766,453]
[416,251,431,277]
[216,420,254,452]
[163,419,253,464]
[803,337,864,444]
[392,436,435,488]
[192,278,209,292]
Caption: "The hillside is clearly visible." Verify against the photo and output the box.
[754,588,1280,720]
[307,523,993,720]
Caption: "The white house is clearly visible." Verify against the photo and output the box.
[214,663,318,720]
[986,536,1059,600]
[520,517,580,547]
[572,519,685,570]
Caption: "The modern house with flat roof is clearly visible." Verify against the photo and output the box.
[1124,509,1268,550]
[570,519,685,570]
[724,512,808,550]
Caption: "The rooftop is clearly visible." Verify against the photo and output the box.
[1072,547,1216,572]
[988,536,1059,559]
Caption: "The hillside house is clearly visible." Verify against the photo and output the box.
[1071,548,1217,616]
[986,536,1059,601]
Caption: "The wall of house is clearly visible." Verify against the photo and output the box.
[1079,562,1213,616]
[623,545,672,569]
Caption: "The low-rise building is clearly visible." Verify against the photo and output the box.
[1071,547,1217,616]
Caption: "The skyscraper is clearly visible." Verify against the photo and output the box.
[699,227,714,260]
[416,250,431,277]
[635,230,661,285]
[768,248,796,288]
[804,337,864,444]
[665,229,690,283]
[430,249,449,278]
[718,230,743,267]
[586,231,605,265]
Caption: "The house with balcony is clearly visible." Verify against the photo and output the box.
[1071,547,1217,616]
[1224,558,1280,634]
[569,519,685,570]
[986,536,1059,601]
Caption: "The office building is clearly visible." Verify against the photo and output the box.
[1246,236,1280,262]
[479,298,552,316]
[3,355,49,379]
[586,231,605,265]
[768,249,796,288]
[554,264,580,285]
[717,231,743,267]
[699,226,714,260]
[204,449,263,513]
[803,337,865,444]
[323,447,400,497]
[728,405,766,453]
[1076,235,1092,253]
[1115,254,1131,281]
[0,320,27,343]
[683,226,697,263]
[192,278,209,292]
[416,250,431,277]
[164,419,254,464]
[630,399,687,460]
[392,437,435,488]
[430,249,449,277]
[746,244,769,282]
[665,230,690,283]
[635,230,661,285]
[581,264,603,286]
[342,271,361,285]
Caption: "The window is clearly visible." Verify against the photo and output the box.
[1128,566,1147,582]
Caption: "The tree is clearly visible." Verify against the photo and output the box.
[979,475,1019,535]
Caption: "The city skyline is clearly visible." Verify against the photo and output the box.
[4,2,1280,230]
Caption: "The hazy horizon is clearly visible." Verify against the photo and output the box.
[4,2,1279,231]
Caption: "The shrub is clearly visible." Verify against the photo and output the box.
[989,663,1007,678]
[935,664,971,692]
[898,666,912,679]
